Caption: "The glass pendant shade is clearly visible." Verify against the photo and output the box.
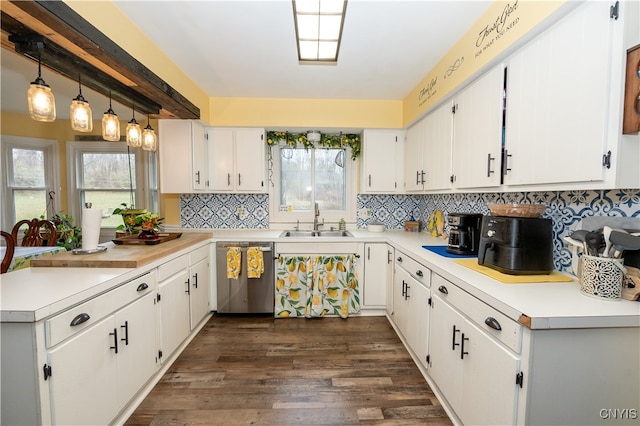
[142,122,157,151]
[102,94,120,141]
[126,118,142,147]
[70,76,92,132]
[27,77,56,122]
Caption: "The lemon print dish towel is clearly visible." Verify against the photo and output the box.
[247,246,264,278]
[226,246,241,279]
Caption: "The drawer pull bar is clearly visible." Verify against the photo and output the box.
[121,321,129,346]
[484,317,502,331]
[461,333,469,359]
[401,280,407,297]
[137,283,149,292]
[70,313,90,327]
[452,325,460,350]
[438,285,448,294]
[109,328,118,354]
[185,279,191,294]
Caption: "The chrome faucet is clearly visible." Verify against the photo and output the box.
[313,202,323,231]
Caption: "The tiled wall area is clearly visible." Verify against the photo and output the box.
[181,189,640,272]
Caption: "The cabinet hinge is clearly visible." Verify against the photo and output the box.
[156,293,161,302]
[426,354,430,365]
[43,363,52,381]
[158,350,163,359]
[261,134,264,141]
[428,296,432,307]
[516,371,524,388]
[450,175,455,183]
[205,133,209,140]
[602,150,612,169]
[452,104,457,114]
[610,1,619,20]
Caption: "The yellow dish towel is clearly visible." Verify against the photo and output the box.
[226,247,242,279]
[454,259,574,284]
[247,247,264,278]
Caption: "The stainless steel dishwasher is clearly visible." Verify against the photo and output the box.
[216,242,274,313]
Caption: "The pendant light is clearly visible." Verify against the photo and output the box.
[70,74,93,132]
[126,106,141,147]
[101,91,120,141]
[27,52,56,122]
[141,114,157,151]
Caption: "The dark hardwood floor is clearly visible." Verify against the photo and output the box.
[125,315,452,425]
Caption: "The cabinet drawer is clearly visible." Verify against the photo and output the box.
[46,272,157,348]
[189,245,209,265]
[158,254,188,281]
[395,250,431,288]
[432,273,522,353]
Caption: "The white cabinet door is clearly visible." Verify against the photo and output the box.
[452,64,504,189]
[235,128,266,192]
[208,128,235,192]
[504,1,613,186]
[385,245,395,317]
[406,278,430,369]
[392,266,410,336]
[158,269,191,361]
[423,101,454,191]
[363,243,392,307]
[47,316,118,426]
[115,291,158,409]
[158,119,193,193]
[404,119,425,192]
[191,120,208,191]
[362,130,404,193]
[189,256,211,329]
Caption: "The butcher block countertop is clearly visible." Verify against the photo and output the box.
[30,232,213,268]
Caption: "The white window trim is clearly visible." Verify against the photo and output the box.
[66,141,147,227]
[1,135,60,231]
[268,145,358,229]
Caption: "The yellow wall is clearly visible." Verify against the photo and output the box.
[209,97,402,129]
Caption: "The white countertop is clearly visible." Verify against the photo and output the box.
[2,228,638,328]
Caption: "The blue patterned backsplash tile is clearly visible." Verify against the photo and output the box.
[180,190,639,272]
[181,193,269,229]
[358,189,640,272]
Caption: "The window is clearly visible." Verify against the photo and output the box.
[66,141,157,228]
[270,146,355,225]
[1,136,59,231]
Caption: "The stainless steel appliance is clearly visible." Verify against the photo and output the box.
[478,216,553,275]
[216,242,274,313]
[446,213,483,255]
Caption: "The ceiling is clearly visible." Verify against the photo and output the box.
[1,0,493,119]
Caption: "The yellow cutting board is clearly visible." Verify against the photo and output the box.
[454,259,574,284]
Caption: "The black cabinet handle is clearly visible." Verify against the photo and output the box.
[193,273,198,288]
[416,170,420,185]
[452,325,460,350]
[484,317,502,331]
[368,174,372,187]
[405,283,411,300]
[185,279,191,294]
[420,170,426,184]
[195,170,200,184]
[438,285,448,294]
[415,270,423,277]
[227,173,231,186]
[461,333,469,359]
[109,328,118,354]
[136,282,148,292]
[238,173,242,186]
[121,321,129,345]
[401,280,407,297]
[487,153,495,177]
[70,313,90,327]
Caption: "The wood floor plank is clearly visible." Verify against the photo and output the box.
[125,315,452,425]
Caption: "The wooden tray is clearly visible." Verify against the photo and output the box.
[112,232,183,245]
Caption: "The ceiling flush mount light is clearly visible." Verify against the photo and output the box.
[70,75,93,132]
[27,52,56,122]
[307,130,321,142]
[126,106,142,147]
[293,0,347,64]
[141,114,157,151]
[102,92,120,141]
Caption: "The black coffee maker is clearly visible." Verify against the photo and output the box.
[446,213,483,255]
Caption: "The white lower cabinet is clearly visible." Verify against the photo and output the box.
[391,250,431,369]
[363,243,393,308]
[46,272,158,426]
[189,246,211,329]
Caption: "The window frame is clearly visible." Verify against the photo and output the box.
[1,135,60,231]
[66,141,156,228]
[268,145,357,227]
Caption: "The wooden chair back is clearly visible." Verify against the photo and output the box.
[1,231,15,274]
[11,219,58,247]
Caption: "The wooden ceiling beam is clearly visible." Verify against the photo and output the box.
[2,0,200,119]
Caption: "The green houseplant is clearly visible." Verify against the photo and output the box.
[44,212,82,250]
[112,203,163,237]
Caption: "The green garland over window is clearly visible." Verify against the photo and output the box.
[266,131,361,160]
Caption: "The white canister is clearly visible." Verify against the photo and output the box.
[579,254,625,300]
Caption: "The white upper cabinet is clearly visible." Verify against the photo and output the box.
[504,0,639,189]
[423,100,454,191]
[361,129,405,193]
[404,118,426,192]
[452,64,504,190]
[207,127,266,193]
[158,120,207,193]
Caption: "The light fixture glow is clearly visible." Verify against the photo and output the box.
[293,0,347,64]
[102,92,120,141]
[70,75,93,132]
[307,130,321,142]
[141,114,157,151]
[27,53,56,122]
[126,106,142,147]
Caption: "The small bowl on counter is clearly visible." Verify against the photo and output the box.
[367,222,385,232]
[488,203,546,218]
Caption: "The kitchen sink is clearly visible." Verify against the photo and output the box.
[279,230,353,238]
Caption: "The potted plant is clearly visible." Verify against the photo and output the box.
[44,212,82,250]
[112,203,163,239]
